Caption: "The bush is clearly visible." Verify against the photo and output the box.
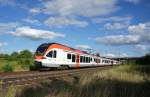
[2,64,14,72]
[17,59,34,69]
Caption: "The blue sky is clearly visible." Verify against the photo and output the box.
[0,0,150,57]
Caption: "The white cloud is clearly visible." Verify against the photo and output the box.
[29,8,41,14]
[104,22,129,30]
[76,45,91,49]
[134,44,147,51]
[125,0,140,4]
[95,22,150,45]
[0,42,7,48]
[9,26,65,40]
[104,53,116,57]
[43,0,118,17]
[44,17,88,27]
[0,22,19,33]
[92,16,132,23]
[23,18,40,24]
[103,52,128,57]
[120,53,128,57]
[128,22,150,43]
[95,35,140,45]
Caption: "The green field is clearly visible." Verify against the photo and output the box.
[3,64,150,97]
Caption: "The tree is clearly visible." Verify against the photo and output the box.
[11,52,19,60]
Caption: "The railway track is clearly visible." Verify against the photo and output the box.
[0,66,112,89]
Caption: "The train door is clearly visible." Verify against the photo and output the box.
[45,50,57,66]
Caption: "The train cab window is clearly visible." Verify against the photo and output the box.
[67,53,71,59]
[46,50,57,58]
[72,54,76,62]
[46,51,53,58]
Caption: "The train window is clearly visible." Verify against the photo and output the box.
[88,57,90,63]
[72,54,76,62]
[94,58,96,62]
[90,58,92,61]
[102,60,105,63]
[46,51,53,58]
[86,57,88,63]
[80,56,83,63]
[67,53,71,59]
[53,50,57,58]
[83,56,86,63]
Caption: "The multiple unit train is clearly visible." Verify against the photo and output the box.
[34,43,120,70]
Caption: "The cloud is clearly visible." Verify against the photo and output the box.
[42,0,118,17]
[95,35,140,45]
[134,44,147,51]
[29,8,41,14]
[0,42,7,48]
[103,53,128,57]
[104,22,129,30]
[44,17,88,27]
[9,26,65,40]
[92,16,132,23]
[104,53,116,57]
[95,22,150,45]
[0,22,19,33]
[76,45,91,49]
[22,18,40,24]
[120,53,128,57]
[125,0,140,4]
[128,22,150,43]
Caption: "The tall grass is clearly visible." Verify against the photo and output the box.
[3,65,150,97]
[2,64,14,72]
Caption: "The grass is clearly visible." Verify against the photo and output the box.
[2,64,150,97]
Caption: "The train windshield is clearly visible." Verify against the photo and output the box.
[35,44,49,56]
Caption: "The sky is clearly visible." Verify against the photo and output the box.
[0,0,150,57]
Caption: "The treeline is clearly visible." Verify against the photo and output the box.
[136,52,150,65]
[0,50,33,60]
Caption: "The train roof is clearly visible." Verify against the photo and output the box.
[40,42,90,54]
[38,43,119,60]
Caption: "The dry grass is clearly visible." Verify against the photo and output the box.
[2,65,150,97]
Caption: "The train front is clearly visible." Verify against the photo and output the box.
[34,43,49,69]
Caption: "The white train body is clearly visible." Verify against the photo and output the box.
[34,43,119,69]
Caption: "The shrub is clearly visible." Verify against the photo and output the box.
[17,59,34,69]
[2,64,14,72]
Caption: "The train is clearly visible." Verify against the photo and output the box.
[34,43,120,70]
